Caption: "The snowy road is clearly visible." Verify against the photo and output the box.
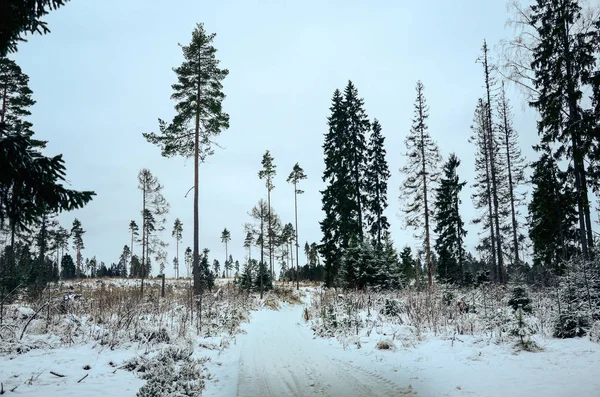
[235,303,414,397]
[204,294,416,397]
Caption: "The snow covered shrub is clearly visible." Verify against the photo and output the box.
[508,285,532,313]
[509,305,539,351]
[382,298,401,317]
[129,346,207,397]
[554,312,590,338]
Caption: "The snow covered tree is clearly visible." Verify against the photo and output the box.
[400,81,442,288]
[118,245,130,278]
[399,246,416,283]
[339,236,361,290]
[434,153,467,285]
[138,169,169,292]
[129,220,139,266]
[172,218,183,278]
[287,162,307,290]
[365,119,391,247]
[244,231,253,262]
[144,23,229,298]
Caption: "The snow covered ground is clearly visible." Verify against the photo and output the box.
[2,284,599,396]
[204,289,600,397]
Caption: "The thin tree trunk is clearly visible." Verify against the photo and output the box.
[267,188,273,277]
[260,204,264,299]
[193,70,201,305]
[294,181,300,290]
[1,85,7,124]
[418,94,433,288]
[500,83,521,266]
[141,184,146,294]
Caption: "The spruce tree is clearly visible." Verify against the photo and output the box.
[70,218,85,278]
[244,231,253,263]
[172,218,183,278]
[144,23,229,298]
[342,81,370,241]
[434,154,467,285]
[320,89,348,287]
[365,119,391,247]
[528,145,579,276]
[220,227,231,277]
[286,162,307,290]
[258,151,276,276]
[399,81,442,288]
[60,253,75,279]
[529,0,598,259]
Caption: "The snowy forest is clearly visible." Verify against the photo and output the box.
[1,1,600,396]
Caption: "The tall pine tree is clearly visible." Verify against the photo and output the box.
[143,23,229,298]
[287,162,307,290]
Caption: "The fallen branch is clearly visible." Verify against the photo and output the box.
[50,371,65,378]
[77,374,88,383]
[10,385,17,392]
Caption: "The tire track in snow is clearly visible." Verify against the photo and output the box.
[235,299,416,397]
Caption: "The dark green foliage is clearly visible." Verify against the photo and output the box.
[529,0,599,259]
[508,285,532,313]
[554,312,589,338]
[254,261,272,291]
[0,57,36,136]
[434,154,467,285]
[60,253,75,279]
[70,218,85,277]
[364,119,391,247]
[197,249,215,291]
[130,255,142,278]
[528,146,579,276]
[399,246,416,282]
[320,82,371,288]
[238,259,255,292]
[0,0,69,56]
[143,23,229,160]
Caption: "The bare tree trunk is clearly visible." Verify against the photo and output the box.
[193,72,201,307]
[294,181,300,290]
[500,84,521,266]
[267,188,273,277]
[141,184,146,295]
[260,204,264,299]
[418,94,433,288]
[1,85,6,124]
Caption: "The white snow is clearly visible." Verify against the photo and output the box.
[2,286,600,396]
[204,290,600,397]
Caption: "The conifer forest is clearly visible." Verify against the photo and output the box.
[1,1,600,396]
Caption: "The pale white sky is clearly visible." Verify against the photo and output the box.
[12,0,570,276]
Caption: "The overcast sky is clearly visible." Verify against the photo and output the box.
[11,0,561,277]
